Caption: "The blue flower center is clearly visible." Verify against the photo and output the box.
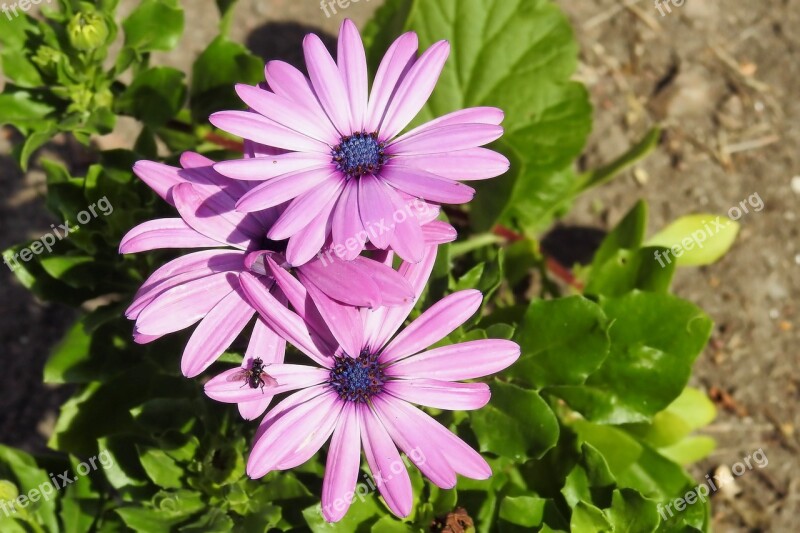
[332,132,386,179]
[329,351,385,403]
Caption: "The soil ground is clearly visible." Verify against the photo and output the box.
[1,1,797,531]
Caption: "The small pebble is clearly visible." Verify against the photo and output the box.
[791,176,800,194]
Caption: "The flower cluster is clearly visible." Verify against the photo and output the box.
[121,19,518,522]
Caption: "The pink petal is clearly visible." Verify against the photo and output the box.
[176,152,251,202]
[248,390,342,477]
[358,174,396,249]
[297,269,364,358]
[236,167,338,212]
[245,317,286,365]
[135,272,238,336]
[392,107,505,143]
[363,246,437,352]
[380,166,475,204]
[265,60,333,126]
[378,397,491,480]
[255,385,328,442]
[132,160,182,204]
[209,111,330,153]
[133,330,161,344]
[379,40,450,140]
[422,221,457,244]
[268,176,345,241]
[243,139,287,158]
[371,396,456,489]
[181,286,256,377]
[366,32,418,133]
[239,318,287,420]
[238,397,273,422]
[359,404,412,518]
[351,256,414,306]
[119,218,223,254]
[392,148,510,180]
[235,84,339,144]
[337,19,368,132]
[127,251,244,320]
[383,184,425,263]
[239,272,334,367]
[380,290,483,363]
[321,403,362,523]
[285,191,339,267]
[303,33,352,135]
[401,195,440,224]
[384,379,491,410]
[172,183,262,249]
[386,124,503,156]
[205,364,330,403]
[386,339,520,381]
[298,256,382,308]
[261,254,338,348]
[331,180,366,260]
[213,153,331,181]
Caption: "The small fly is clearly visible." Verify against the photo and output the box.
[227,357,278,393]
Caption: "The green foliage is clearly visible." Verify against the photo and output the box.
[0,0,734,531]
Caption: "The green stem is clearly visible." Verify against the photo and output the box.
[450,233,504,258]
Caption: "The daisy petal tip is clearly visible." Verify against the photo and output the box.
[322,505,347,524]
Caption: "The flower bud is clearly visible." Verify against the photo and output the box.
[67,11,110,51]
[32,45,64,76]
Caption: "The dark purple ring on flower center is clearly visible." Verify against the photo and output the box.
[329,351,386,403]
[332,131,387,179]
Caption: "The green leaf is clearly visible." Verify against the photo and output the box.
[370,516,415,532]
[0,446,59,531]
[550,292,713,424]
[303,492,382,532]
[499,495,548,527]
[39,255,97,289]
[584,247,676,298]
[570,421,643,475]
[190,36,263,123]
[645,214,740,267]
[138,448,184,489]
[570,501,611,533]
[470,381,558,461]
[0,92,55,126]
[365,0,592,235]
[18,124,58,170]
[578,128,661,191]
[604,488,659,533]
[512,296,609,387]
[657,436,717,466]
[666,387,717,432]
[117,67,187,128]
[44,318,91,384]
[122,0,184,52]
[591,200,648,269]
[624,388,716,451]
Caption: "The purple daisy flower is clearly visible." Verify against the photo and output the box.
[120,151,447,402]
[204,246,520,521]
[209,19,509,265]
